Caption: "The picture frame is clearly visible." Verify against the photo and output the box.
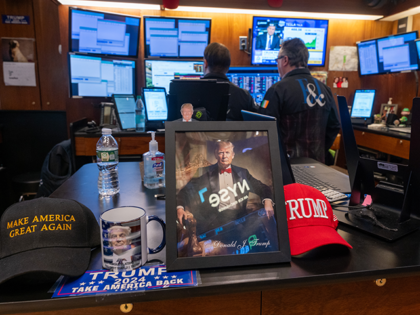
[165,121,291,271]
[379,103,398,117]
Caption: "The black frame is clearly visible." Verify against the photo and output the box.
[350,89,376,125]
[141,86,168,121]
[356,31,419,76]
[165,121,291,271]
[143,15,212,59]
[251,16,329,67]
[112,94,136,130]
[68,7,141,58]
[68,52,136,99]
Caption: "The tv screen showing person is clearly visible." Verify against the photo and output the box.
[252,16,329,66]
[256,23,281,50]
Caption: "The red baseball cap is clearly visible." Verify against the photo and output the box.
[284,183,352,256]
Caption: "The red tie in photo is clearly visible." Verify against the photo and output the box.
[220,168,232,174]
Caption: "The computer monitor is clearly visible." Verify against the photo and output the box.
[350,90,376,125]
[69,7,140,57]
[144,16,211,58]
[357,31,419,75]
[113,95,136,130]
[69,53,136,98]
[251,16,329,66]
[416,39,420,60]
[144,60,204,92]
[168,79,230,121]
[226,67,280,106]
[142,87,168,121]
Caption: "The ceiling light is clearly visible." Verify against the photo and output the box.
[57,0,160,10]
[174,6,383,20]
[57,1,383,20]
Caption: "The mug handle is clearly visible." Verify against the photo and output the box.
[147,216,166,254]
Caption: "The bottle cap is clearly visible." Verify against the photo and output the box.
[148,131,158,153]
[102,128,112,135]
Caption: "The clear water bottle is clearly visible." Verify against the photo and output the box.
[97,128,120,196]
[136,96,146,132]
[143,131,165,189]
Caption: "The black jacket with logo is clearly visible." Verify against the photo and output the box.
[258,68,340,163]
[203,73,257,121]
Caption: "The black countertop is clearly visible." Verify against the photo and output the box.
[1,162,420,314]
[75,126,165,138]
[352,125,411,141]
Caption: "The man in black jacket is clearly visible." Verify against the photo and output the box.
[202,43,257,121]
[258,38,340,164]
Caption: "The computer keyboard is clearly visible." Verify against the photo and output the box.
[320,189,348,202]
[291,165,338,192]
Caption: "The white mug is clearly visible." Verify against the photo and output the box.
[100,206,165,272]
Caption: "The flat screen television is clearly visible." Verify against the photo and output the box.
[144,59,204,92]
[357,31,419,75]
[69,7,140,57]
[251,16,329,66]
[415,39,420,62]
[69,53,136,98]
[144,16,211,58]
[226,67,280,105]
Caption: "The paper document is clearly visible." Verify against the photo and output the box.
[3,62,36,86]
[329,46,358,71]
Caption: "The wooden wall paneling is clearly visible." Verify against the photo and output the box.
[0,0,41,110]
[413,13,420,32]
[324,20,392,106]
[57,4,400,135]
[32,0,67,111]
[387,73,417,114]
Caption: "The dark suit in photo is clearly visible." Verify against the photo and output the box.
[177,163,273,235]
[256,34,280,50]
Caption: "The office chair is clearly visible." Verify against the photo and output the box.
[0,110,68,204]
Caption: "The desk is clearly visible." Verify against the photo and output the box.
[2,162,420,315]
[353,125,410,159]
[74,129,165,156]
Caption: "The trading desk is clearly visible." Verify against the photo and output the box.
[74,128,165,156]
[2,163,420,315]
[353,125,411,159]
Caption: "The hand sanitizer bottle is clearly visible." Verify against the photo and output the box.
[143,131,165,189]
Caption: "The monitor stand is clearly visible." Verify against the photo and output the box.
[336,95,420,241]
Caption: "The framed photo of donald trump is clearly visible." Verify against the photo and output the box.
[165,121,291,271]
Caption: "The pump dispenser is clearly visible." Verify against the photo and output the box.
[143,131,165,189]
[149,131,158,153]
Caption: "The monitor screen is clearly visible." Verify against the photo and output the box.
[145,59,204,92]
[144,16,211,58]
[358,31,419,75]
[143,88,168,121]
[251,16,329,66]
[226,67,280,105]
[416,39,420,60]
[69,53,135,97]
[114,95,136,130]
[69,8,140,57]
[351,90,376,118]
